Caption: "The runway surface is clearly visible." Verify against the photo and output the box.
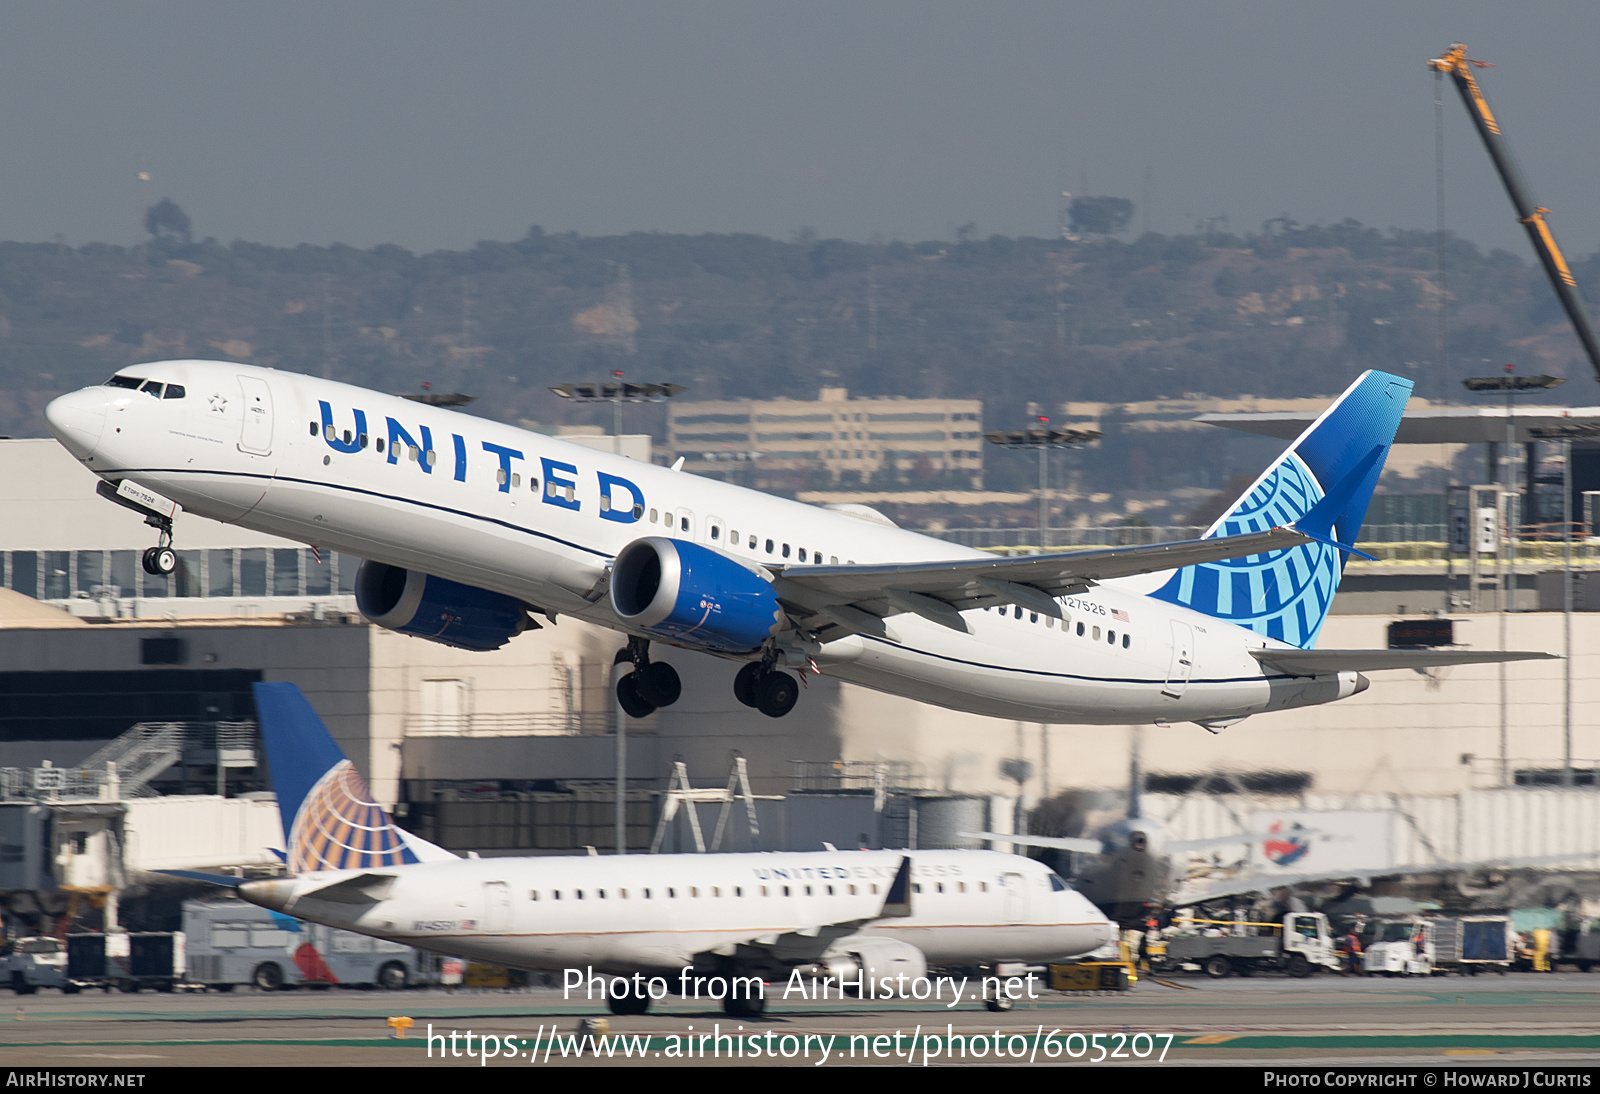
[2,972,1598,1067]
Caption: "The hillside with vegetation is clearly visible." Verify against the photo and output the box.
[1,211,1592,506]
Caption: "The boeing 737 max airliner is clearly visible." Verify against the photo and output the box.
[44,363,1549,727]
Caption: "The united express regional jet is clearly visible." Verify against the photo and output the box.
[44,363,1547,727]
[185,682,1117,1017]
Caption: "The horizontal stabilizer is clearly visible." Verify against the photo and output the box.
[158,869,244,887]
[300,872,398,905]
[1252,648,1555,677]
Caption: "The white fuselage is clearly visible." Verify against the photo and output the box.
[241,849,1115,973]
[45,361,1363,725]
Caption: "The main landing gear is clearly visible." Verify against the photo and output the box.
[733,660,799,719]
[615,638,681,719]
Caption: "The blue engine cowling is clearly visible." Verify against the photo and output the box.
[609,537,784,653]
[354,560,530,651]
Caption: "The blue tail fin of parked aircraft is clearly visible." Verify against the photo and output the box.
[1150,370,1412,648]
[252,682,455,873]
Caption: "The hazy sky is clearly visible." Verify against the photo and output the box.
[4,2,1599,256]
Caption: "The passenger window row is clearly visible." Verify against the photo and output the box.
[643,510,851,565]
[981,602,1133,649]
[529,882,884,901]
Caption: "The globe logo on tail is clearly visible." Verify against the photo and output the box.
[287,759,417,874]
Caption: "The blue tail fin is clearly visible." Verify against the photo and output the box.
[252,682,454,873]
[1150,370,1412,648]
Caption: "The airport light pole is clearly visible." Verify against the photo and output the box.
[1463,371,1563,786]
[983,420,1100,551]
[1529,422,1600,790]
[549,375,686,455]
[551,376,685,852]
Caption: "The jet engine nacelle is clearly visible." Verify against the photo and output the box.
[354,560,530,652]
[609,537,784,653]
[821,938,929,994]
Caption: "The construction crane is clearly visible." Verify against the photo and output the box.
[1428,43,1600,382]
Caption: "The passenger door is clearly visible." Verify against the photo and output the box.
[1162,620,1194,699]
[237,375,274,456]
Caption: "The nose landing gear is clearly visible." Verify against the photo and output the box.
[142,544,176,576]
[95,480,180,576]
[141,521,177,576]
[614,638,681,719]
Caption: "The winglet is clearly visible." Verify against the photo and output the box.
[879,856,913,918]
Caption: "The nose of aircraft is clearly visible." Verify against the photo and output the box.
[44,387,109,461]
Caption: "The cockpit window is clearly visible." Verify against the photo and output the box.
[1048,873,1071,892]
[163,385,186,400]
[106,375,142,389]
[138,380,165,398]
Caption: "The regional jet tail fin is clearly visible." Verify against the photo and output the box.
[1251,648,1556,677]
[1149,370,1413,649]
[251,682,457,873]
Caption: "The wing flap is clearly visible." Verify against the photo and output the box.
[299,872,398,905]
[774,526,1313,623]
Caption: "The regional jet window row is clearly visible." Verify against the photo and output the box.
[522,880,1051,903]
[527,881,964,901]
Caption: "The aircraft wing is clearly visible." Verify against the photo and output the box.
[702,857,913,969]
[772,526,1314,639]
[962,831,1106,855]
[963,830,1269,855]
[1186,852,1600,905]
[1167,832,1277,854]
[1251,648,1556,677]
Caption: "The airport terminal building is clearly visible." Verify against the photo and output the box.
[2,437,1599,933]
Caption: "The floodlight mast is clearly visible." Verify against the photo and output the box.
[983,423,1101,550]
[549,376,687,455]
[1429,44,1600,381]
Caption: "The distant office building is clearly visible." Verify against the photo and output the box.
[668,388,984,490]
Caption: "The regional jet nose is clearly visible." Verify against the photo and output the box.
[44,387,109,461]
